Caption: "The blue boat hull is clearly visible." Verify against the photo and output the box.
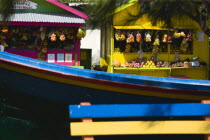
[1,51,210,104]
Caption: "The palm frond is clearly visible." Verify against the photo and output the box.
[86,0,126,29]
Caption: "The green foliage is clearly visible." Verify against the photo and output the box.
[0,0,15,21]
[86,0,210,36]
[86,0,127,29]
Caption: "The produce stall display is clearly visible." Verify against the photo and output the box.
[102,2,209,80]
[0,0,87,67]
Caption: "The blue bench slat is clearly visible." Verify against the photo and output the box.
[69,103,210,118]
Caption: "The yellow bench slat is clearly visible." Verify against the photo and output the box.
[70,121,210,136]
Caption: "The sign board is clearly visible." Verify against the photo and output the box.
[14,0,38,9]
[57,53,65,62]
[65,53,72,62]
[47,54,55,63]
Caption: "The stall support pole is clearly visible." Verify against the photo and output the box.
[202,100,210,140]
[110,26,114,73]
[79,102,94,140]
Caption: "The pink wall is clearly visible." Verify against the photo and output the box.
[6,49,80,66]
[5,39,81,66]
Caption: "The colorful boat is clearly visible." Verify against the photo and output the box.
[0,51,210,104]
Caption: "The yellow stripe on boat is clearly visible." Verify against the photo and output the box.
[0,62,209,100]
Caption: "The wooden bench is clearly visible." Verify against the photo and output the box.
[69,101,210,140]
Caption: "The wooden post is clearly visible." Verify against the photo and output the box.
[202,100,210,140]
[80,102,94,140]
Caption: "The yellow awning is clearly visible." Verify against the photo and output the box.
[113,3,200,30]
[114,25,170,30]
[114,25,198,30]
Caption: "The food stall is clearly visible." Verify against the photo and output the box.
[1,0,87,67]
[101,2,209,80]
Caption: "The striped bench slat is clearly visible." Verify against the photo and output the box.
[69,103,210,118]
[70,121,210,136]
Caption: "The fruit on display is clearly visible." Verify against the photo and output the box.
[156,61,164,67]
[167,35,172,43]
[136,33,143,43]
[50,33,57,41]
[183,61,191,67]
[41,46,47,53]
[77,28,86,39]
[115,32,120,41]
[134,62,141,68]
[173,31,186,38]
[180,31,186,37]
[186,33,192,41]
[160,61,171,67]
[125,44,131,53]
[142,60,156,68]
[126,33,134,43]
[120,33,126,41]
[0,35,8,47]
[125,62,130,67]
[1,26,8,33]
[113,60,121,67]
[145,33,151,42]
[180,38,189,52]
[170,61,183,67]
[162,34,168,43]
[41,32,45,41]
[122,57,196,68]
[173,31,181,38]
[125,61,133,67]
[60,32,66,41]
[21,33,28,41]
[153,37,160,45]
[115,32,126,41]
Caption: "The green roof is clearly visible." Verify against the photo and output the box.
[15,0,69,14]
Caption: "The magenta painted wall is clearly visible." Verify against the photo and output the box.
[5,39,81,66]
[6,49,80,66]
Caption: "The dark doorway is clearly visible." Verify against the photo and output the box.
[80,49,92,69]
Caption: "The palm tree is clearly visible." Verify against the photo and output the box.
[84,0,210,36]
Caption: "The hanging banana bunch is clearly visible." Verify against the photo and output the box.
[76,28,86,39]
